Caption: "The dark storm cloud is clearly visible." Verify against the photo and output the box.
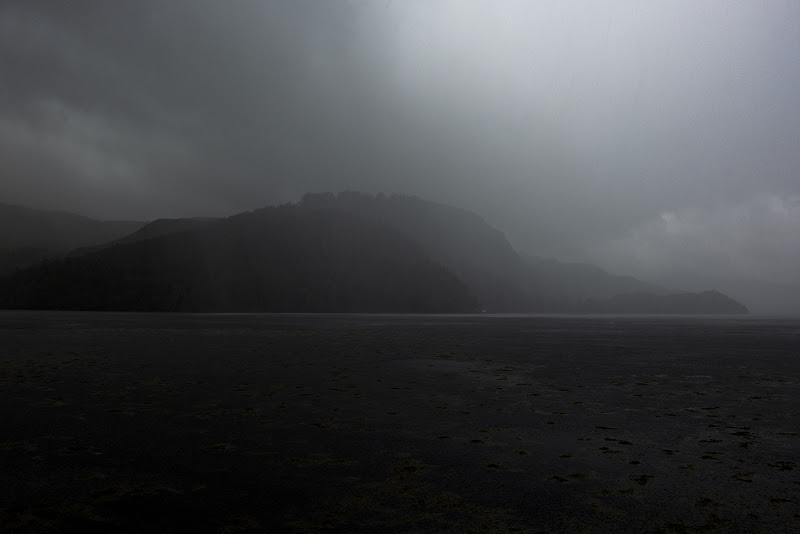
[1,1,799,285]
[0,1,365,217]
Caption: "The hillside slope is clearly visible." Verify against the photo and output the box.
[297,192,689,311]
[69,217,219,257]
[0,203,144,274]
[0,193,749,314]
[525,256,667,302]
[300,192,546,310]
[0,206,476,313]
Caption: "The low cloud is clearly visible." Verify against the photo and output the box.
[1,1,799,285]
[590,193,800,286]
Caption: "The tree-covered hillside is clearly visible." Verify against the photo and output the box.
[0,206,476,313]
[0,203,143,274]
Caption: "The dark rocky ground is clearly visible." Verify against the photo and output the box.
[0,312,798,533]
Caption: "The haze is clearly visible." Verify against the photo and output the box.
[2,1,799,301]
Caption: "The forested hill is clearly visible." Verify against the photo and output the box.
[297,193,748,314]
[0,203,144,275]
[69,217,219,257]
[0,206,477,313]
[299,192,548,311]
[524,255,667,302]
[0,193,750,314]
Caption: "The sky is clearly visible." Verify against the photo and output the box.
[1,0,799,288]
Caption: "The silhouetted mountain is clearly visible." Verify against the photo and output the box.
[583,290,748,314]
[1,193,749,314]
[69,217,219,257]
[300,192,548,311]
[524,255,668,302]
[0,203,144,274]
[298,192,693,312]
[0,206,476,313]
[657,273,800,316]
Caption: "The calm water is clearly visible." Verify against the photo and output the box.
[1,311,799,532]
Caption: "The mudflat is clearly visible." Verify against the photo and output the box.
[1,312,798,532]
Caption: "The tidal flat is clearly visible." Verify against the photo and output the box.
[1,312,798,533]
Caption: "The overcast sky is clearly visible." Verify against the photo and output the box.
[1,0,799,286]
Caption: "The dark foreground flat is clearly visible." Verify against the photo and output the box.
[1,312,798,532]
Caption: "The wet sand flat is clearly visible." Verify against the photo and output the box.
[1,312,799,532]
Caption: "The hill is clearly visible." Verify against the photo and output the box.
[298,192,703,312]
[300,192,547,310]
[0,206,476,313]
[657,273,800,316]
[0,203,144,274]
[0,193,749,314]
[525,255,667,302]
[583,290,749,314]
[69,217,219,257]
